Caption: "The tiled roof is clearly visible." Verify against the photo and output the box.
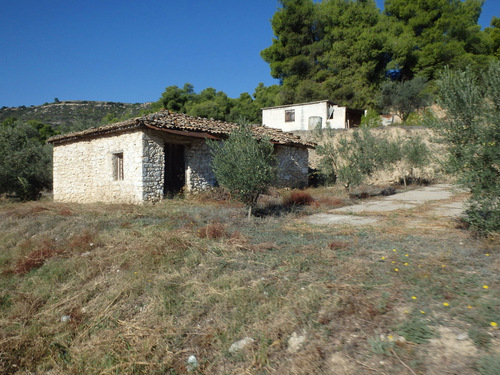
[47,110,315,148]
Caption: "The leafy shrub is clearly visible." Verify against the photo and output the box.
[208,124,275,218]
[428,61,500,234]
[0,121,52,200]
[361,109,382,128]
[316,127,430,190]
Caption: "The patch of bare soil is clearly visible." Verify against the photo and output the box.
[425,326,479,374]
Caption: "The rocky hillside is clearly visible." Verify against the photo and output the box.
[0,100,154,133]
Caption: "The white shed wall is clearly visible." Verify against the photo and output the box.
[52,130,146,204]
[262,101,347,131]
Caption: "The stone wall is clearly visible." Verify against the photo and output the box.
[185,139,217,191]
[142,130,165,202]
[274,145,309,188]
[52,130,145,204]
[52,129,311,204]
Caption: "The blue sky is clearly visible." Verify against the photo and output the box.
[1,0,498,108]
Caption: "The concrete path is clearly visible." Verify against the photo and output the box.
[306,184,467,227]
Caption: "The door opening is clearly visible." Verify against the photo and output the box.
[164,143,185,197]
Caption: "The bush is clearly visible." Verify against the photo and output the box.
[316,127,430,190]
[0,121,52,200]
[428,62,500,234]
[208,124,275,218]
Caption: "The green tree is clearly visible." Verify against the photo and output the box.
[318,0,388,108]
[157,83,195,113]
[208,123,275,219]
[185,87,233,121]
[26,120,58,142]
[227,93,260,124]
[383,0,494,80]
[379,77,432,123]
[261,0,393,108]
[260,0,320,84]
[428,62,500,234]
[485,16,500,58]
[0,121,52,200]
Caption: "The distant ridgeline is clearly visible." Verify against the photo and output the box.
[0,101,153,133]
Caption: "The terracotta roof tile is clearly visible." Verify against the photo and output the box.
[47,110,315,148]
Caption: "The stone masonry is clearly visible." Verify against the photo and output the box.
[185,139,217,191]
[52,130,145,204]
[274,145,309,188]
[51,127,312,204]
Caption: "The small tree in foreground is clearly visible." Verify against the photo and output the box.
[208,124,275,219]
[428,62,500,234]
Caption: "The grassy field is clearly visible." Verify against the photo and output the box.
[0,188,499,374]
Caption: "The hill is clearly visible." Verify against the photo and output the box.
[0,100,154,132]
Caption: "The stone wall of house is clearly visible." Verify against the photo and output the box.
[142,130,165,202]
[185,139,217,191]
[52,130,145,204]
[274,145,309,188]
[52,128,310,204]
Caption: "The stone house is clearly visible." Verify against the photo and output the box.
[47,110,314,204]
[262,100,365,132]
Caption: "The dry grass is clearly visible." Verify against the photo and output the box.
[0,193,499,374]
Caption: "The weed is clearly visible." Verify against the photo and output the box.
[396,314,434,344]
[328,241,349,250]
[476,355,500,375]
[284,190,315,207]
[368,336,395,356]
[469,327,492,348]
[13,238,59,274]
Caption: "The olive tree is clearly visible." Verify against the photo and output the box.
[208,123,275,219]
[428,62,500,234]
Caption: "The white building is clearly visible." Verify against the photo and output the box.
[262,100,365,132]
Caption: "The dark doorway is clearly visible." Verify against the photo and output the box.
[164,143,185,196]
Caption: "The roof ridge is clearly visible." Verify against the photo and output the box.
[48,110,315,148]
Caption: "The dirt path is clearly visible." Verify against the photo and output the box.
[306,184,468,229]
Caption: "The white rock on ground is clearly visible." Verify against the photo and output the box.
[229,337,255,353]
[288,331,307,353]
[186,355,198,372]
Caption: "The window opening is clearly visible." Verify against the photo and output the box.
[328,105,334,119]
[113,152,124,180]
[285,109,295,122]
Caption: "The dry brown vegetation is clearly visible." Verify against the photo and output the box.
[0,190,499,374]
